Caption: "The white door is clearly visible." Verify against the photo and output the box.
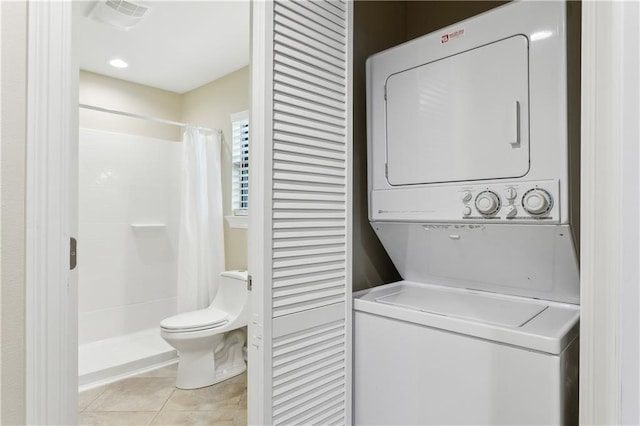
[248,0,353,424]
[385,35,530,185]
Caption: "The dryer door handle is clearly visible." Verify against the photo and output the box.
[509,100,521,147]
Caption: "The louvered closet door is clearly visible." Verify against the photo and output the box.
[248,0,352,425]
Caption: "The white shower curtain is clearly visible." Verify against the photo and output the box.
[177,127,225,312]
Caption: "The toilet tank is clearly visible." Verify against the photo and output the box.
[211,270,248,318]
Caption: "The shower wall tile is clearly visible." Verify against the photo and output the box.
[79,128,182,344]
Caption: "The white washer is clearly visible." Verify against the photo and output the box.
[354,281,579,425]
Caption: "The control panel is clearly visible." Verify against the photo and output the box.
[370,179,562,224]
[460,181,557,221]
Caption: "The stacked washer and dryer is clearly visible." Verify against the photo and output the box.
[354,2,580,425]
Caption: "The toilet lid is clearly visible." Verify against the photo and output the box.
[160,308,229,331]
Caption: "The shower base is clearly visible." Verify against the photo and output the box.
[79,327,177,391]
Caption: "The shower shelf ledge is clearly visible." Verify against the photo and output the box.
[130,223,166,229]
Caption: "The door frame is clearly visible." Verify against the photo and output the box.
[23,0,636,424]
[24,1,77,424]
[579,1,639,424]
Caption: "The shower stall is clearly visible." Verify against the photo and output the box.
[78,126,182,388]
[77,105,222,390]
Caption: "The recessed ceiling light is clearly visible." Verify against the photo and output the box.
[109,58,128,69]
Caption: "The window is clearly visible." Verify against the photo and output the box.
[231,110,249,215]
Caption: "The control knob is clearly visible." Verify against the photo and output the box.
[475,191,500,216]
[522,189,552,215]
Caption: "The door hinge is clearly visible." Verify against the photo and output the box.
[70,237,77,270]
[247,274,253,291]
[385,163,389,178]
[384,85,387,101]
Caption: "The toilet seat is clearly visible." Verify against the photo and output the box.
[160,307,229,333]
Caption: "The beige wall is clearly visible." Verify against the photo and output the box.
[352,1,406,291]
[79,70,183,141]
[406,1,508,41]
[78,66,250,271]
[182,66,250,271]
[1,1,27,424]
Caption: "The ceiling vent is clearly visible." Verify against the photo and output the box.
[88,0,151,31]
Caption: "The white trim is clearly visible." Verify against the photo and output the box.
[345,1,354,422]
[579,1,639,423]
[230,110,249,123]
[25,2,77,424]
[247,1,272,424]
[225,215,248,229]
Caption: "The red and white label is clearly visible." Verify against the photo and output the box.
[440,29,465,44]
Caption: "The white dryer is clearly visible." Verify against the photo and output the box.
[355,1,580,424]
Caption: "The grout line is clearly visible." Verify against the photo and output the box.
[79,382,112,413]
[149,385,176,425]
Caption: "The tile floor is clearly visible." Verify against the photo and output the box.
[79,364,247,426]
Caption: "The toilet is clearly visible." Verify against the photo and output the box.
[160,270,249,389]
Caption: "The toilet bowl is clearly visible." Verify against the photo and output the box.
[160,270,248,389]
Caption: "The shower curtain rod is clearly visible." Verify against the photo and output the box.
[79,103,221,134]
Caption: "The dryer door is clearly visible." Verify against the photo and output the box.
[385,35,530,186]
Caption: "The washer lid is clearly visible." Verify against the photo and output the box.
[354,281,580,354]
[375,285,546,328]
[160,308,229,331]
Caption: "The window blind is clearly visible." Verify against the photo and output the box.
[232,111,249,212]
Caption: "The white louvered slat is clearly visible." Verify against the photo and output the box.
[273,353,343,388]
[274,14,345,53]
[274,110,345,136]
[281,1,345,37]
[273,235,346,248]
[275,101,345,128]
[274,362,344,397]
[273,191,345,203]
[272,269,345,289]
[274,255,345,269]
[291,0,345,30]
[274,83,345,114]
[274,387,346,425]
[273,92,344,119]
[274,55,345,88]
[312,405,346,426]
[272,171,345,187]
[272,212,345,222]
[274,2,345,44]
[274,242,345,253]
[273,203,345,214]
[274,132,345,153]
[256,0,351,423]
[272,220,346,231]
[273,287,345,309]
[313,0,345,16]
[274,33,345,72]
[272,180,345,192]
[273,226,345,238]
[274,44,344,79]
[328,0,346,12]
[275,25,344,62]
[273,278,345,297]
[272,260,345,278]
[305,402,346,426]
[273,160,346,177]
